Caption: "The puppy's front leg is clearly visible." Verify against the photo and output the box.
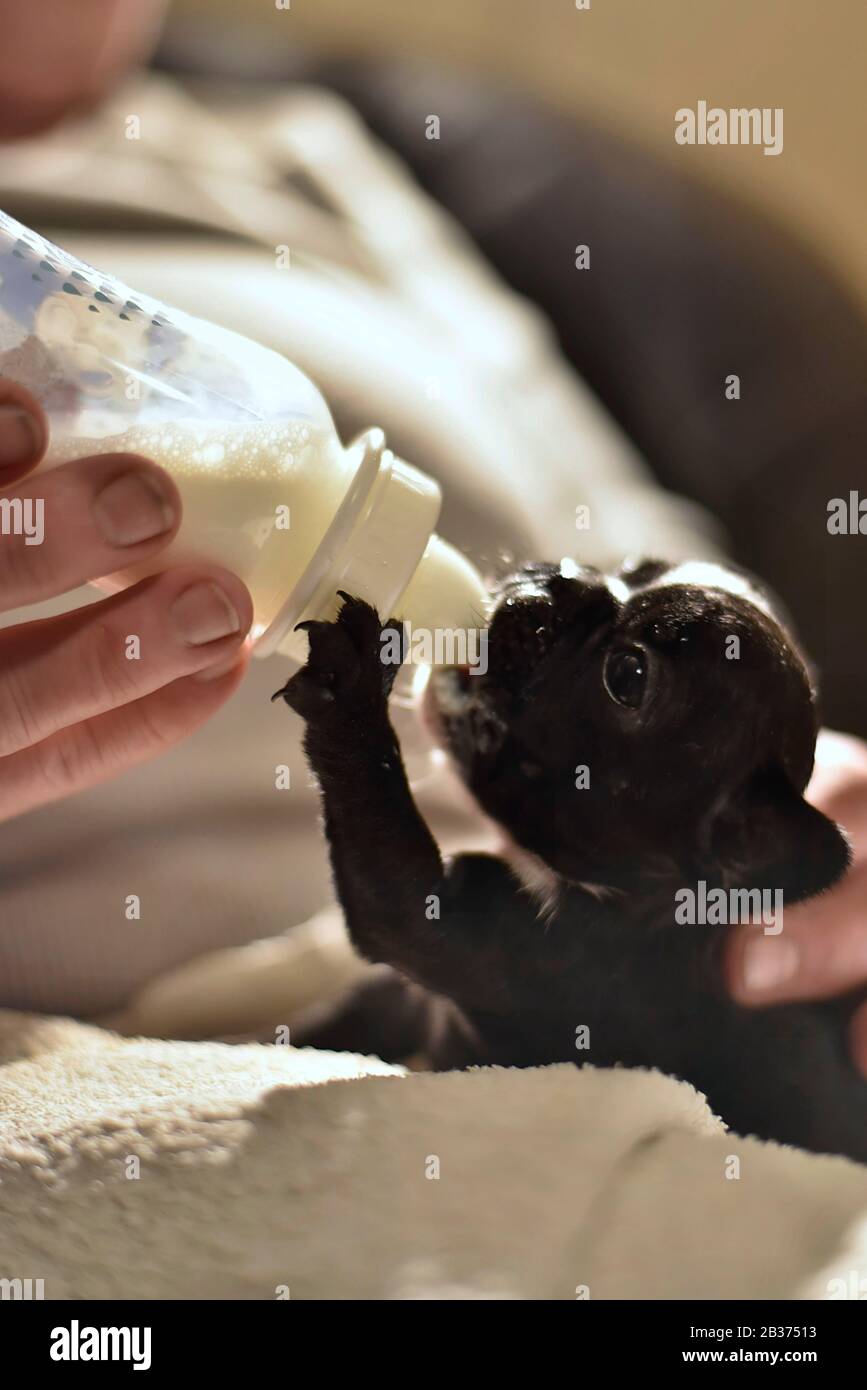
[273,595,446,979]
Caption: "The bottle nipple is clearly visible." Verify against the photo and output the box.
[397,534,490,637]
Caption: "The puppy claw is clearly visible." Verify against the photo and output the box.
[335,591,386,645]
[272,593,406,721]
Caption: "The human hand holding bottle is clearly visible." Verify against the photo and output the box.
[726,729,867,1077]
[0,381,252,821]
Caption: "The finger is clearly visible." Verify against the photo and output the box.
[0,452,182,610]
[726,858,867,1005]
[808,730,867,860]
[849,1000,867,1080]
[0,565,253,757]
[0,380,47,485]
[0,648,250,823]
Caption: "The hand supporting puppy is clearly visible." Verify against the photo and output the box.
[727,729,867,1076]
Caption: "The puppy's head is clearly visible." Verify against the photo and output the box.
[425,558,850,900]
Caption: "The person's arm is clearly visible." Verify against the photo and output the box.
[0,0,166,138]
[0,382,251,821]
[726,729,867,1075]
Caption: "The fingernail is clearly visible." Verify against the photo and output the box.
[741,937,800,995]
[93,470,176,546]
[193,650,245,683]
[172,581,242,646]
[0,406,41,469]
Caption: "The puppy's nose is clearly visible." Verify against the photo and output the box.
[615,557,670,590]
[494,561,601,604]
[495,562,558,593]
[547,570,617,630]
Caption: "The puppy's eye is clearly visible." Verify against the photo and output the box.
[603,646,647,709]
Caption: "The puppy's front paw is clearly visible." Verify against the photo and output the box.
[272,592,406,722]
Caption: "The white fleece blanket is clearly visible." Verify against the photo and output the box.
[2,1001,867,1300]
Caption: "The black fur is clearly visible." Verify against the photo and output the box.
[273,565,867,1162]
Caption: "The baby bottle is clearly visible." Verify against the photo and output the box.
[0,211,489,666]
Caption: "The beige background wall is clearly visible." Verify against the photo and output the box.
[173,0,867,309]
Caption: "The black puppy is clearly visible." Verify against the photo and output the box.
[274,559,867,1163]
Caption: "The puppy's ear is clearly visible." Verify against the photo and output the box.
[709,765,851,905]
